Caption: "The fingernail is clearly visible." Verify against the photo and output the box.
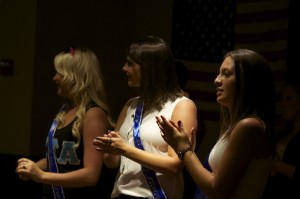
[178,120,182,126]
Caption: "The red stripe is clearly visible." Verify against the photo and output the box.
[235,29,288,43]
[235,8,289,23]
[260,49,288,63]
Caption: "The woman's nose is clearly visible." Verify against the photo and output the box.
[214,75,221,85]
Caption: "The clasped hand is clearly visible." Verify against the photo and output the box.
[155,115,195,151]
[93,131,127,155]
[15,158,43,182]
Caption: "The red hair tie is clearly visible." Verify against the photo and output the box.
[69,47,75,56]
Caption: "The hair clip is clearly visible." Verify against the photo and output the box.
[64,46,75,56]
[69,47,75,56]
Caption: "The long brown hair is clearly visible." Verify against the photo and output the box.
[126,36,183,114]
[219,49,276,153]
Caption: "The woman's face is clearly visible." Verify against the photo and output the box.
[281,86,300,122]
[214,57,236,109]
[122,56,141,87]
[53,72,69,98]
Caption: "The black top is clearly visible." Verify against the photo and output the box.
[43,104,118,199]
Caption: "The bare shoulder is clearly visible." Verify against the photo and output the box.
[234,117,272,157]
[172,98,197,120]
[237,117,264,130]
[172,97,198,134]
[174,97,197,111]
[233,117,265,139]
[85,106,107,120]
[230,117,270,157]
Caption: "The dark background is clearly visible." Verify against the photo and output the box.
[1,0,298,197]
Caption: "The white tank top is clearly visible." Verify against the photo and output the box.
[209,134,272,199]
[111,96,189,199]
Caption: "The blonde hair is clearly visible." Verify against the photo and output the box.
[54,47,115,148]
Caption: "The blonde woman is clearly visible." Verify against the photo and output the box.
[16,47,115,198]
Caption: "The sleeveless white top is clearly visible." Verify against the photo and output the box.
[111,96,189,199]
[208,134,272,199]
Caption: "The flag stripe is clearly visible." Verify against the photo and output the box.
[235,29,288,43]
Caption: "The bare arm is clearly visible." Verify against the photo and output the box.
[94,98,198,175]
[36,158,47,171]
[16,107,108,187]
[94,98,135,168]
[158,117,268,199]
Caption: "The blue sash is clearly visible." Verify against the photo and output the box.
[133,103,167,199]
[47,104,67,199]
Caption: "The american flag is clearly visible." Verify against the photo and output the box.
[172,0,289,124]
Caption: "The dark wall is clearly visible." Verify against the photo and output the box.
[2,153,43,197]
